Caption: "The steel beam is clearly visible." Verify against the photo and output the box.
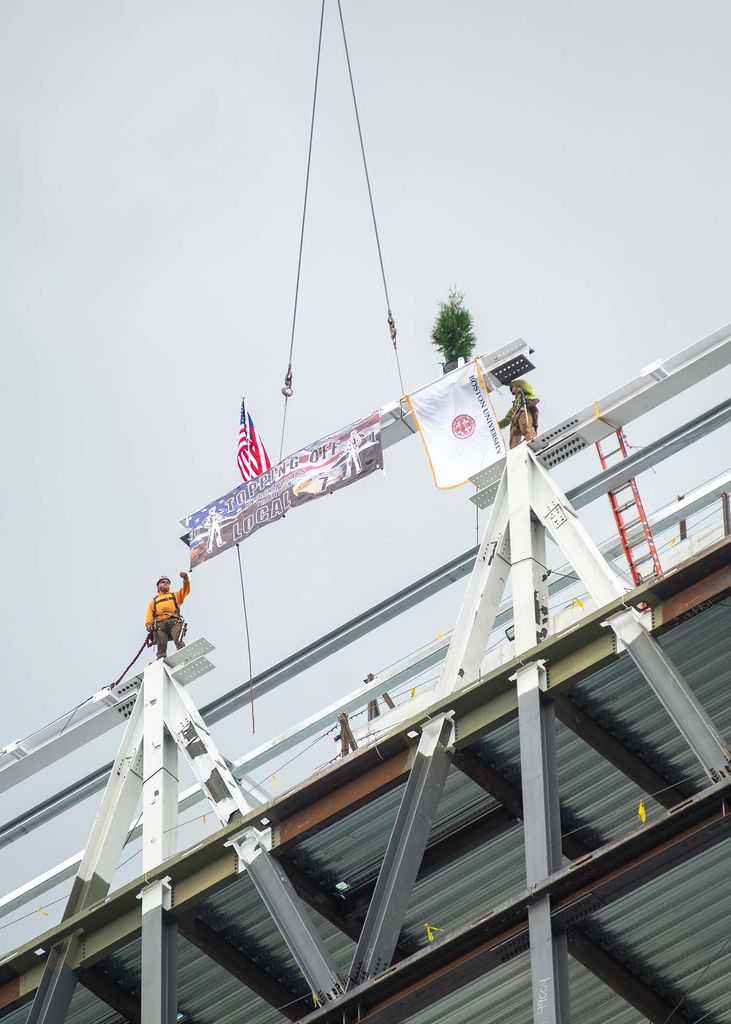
[77,968,140,1024]
[567,929,700,1024]
[348,715,456,987]
[0,679,140,793]
[433,478,511,701]
[569,396,731,508]
[25,939,79,1024]
[234,830,345,1005]
[452,750,596,860]
[140,879,176,1024]
[533,321,731,464]
[528,451,731,783]
[554,694,692,808]
[178,915,309,1022]
[279,860,362,943]
[608,609,731,782]
[25,696,145,1024]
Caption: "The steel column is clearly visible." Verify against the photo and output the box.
[142,661,179,872]
[140,879,176,1024]
[234,830,345,1005]
[528,897,571,1022]
[348,714,455,987]
[508,444,570,1024]
[141,662,178,1024]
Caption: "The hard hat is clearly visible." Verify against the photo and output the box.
[156,576,171,587]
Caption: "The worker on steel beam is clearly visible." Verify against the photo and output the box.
[146,572,191,660]
[498,379,539,448]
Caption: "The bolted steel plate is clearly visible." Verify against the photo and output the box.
[171,656,215,685]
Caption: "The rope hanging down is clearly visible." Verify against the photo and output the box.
[236,544,256,733]
[279,0,326,462]
[279,0,405,460]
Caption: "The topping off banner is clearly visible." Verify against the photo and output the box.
[184,410,383,568]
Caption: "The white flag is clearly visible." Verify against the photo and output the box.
[407,360,505,488]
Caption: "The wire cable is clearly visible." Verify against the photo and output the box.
[662,934,731,1023]
[336,0,405,396]
[279,0,326,461]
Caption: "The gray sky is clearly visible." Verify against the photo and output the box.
[1,0,731,951]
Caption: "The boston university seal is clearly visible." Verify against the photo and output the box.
[451,414,476,439]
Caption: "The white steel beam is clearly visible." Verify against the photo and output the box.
[568,396,731,508]
[142,661,178,873]
[528,451,730,782]
[432,473,511,702]
[24,691,146,1024]
[534,321,731,466]
[0,678,140,792]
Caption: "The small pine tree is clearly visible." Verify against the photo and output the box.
[431,288,477,364]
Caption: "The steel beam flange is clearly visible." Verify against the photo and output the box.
[607,608,731,782]
[348,713,456,989]
[232,828,345,1005]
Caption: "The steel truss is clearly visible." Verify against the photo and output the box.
[25,643,344,1024]
[428,443,729,1023]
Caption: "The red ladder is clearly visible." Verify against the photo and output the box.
[595,430,662,586]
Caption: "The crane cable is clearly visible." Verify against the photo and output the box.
[279,0,405,462]
[336,0,405,398]
[279,0,326,462]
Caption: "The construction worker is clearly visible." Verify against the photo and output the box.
[498,379,539,449]
[146,572,191,660]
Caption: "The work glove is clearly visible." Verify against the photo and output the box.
[180,571,189,580]
[146,624,153,632]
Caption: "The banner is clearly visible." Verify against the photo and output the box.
[185,410,383,568]
[406,359,505,488]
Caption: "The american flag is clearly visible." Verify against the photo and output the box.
[237,398,272,481]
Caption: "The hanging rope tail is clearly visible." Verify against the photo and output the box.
[110,633,154,691]
[279,0,326,461]
[337,0,406,397]
[236,544,256,733]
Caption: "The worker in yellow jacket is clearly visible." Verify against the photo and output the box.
[146,572,191,660]
[498,379,539,449]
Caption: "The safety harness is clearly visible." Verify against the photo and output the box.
[152,591,181,625]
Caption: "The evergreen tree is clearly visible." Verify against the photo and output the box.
[431,288,476,364]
